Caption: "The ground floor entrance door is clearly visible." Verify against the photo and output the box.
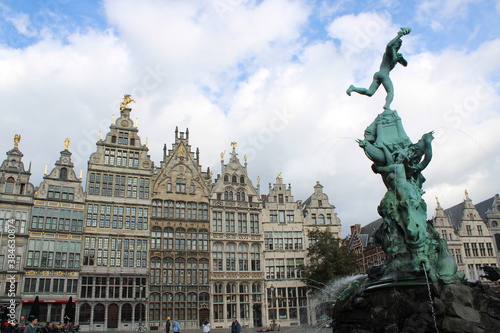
[252,303,262,327]
[108,304,118,328]
[299,308,308,325]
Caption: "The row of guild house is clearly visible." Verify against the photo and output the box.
[0,100,342,331]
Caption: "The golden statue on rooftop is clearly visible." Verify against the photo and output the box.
[14,134,21,147]
[120,94,135,110]
[64,138,70,150]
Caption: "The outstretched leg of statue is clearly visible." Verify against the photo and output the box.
[346,77,381,97]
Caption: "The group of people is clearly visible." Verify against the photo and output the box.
[165,317,242,333]
[1,318,72,333]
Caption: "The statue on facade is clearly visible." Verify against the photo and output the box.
[120,94,135,110]
[347,27,411,111]
[14,134,21,147]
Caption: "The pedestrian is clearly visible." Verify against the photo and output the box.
[202,318,210,333]
[4,320,17,333]
[165,317,171,333]
[42,322,59,333]
[172,319,180,333]
[231,317,241,333]
[23,318,38,333]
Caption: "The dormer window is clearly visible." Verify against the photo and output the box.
[5,177,14,193]
[118,132,129,145]
[176,178,186,193]
[60,168,68,181]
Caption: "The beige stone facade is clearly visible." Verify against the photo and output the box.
[209,145,265,328]
[78,107,152,331]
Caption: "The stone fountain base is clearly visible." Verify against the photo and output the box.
[332,279,500,333]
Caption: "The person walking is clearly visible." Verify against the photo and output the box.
[23,318,38,333]
[165,317,171,333]
[172,319,180,333]
[202,319,210,333]
[231,318,241,333]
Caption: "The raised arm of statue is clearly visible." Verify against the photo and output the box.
[347,27,411,111]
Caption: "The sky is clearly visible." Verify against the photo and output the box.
[1,0,500,237]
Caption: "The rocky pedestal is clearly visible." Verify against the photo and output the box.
[332,279,500,333]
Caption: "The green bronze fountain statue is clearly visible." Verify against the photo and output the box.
[350,28,461,284]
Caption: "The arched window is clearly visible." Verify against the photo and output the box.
[164,200,174,218]
[60,168,68,180]
[199,292,210,305]
[78,303,91,324]
[232,176,237,183]
[163,292,174,320]
[163,228,174,250]
[224,175,229,182]
[150,257,161,284]
[163,258,174,284]
[5,177,14,194]
[240,176,245,183]
[151,227,162,249]
[186,293,198,320]
[226,282,236,294]
[236,190,245,201]
[318,214,325,224]
[238,244,249,271]
[187,229,197,251]
[152,200,162,217]
[175,201,186,219]
[226,243,236,271]
[175,228,186,250]
[213,243,223,271]
[134,304,146,322]
[121,303,132,322]
[149,293,160,321]
[94,303,105,323]
[174,293,186,320]
[251,244,261,271]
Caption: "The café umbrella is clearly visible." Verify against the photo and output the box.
[64,297,75,324]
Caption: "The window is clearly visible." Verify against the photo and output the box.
[213,243,223,271]
[471,243,478,256]
[79,304,91,324]
[250,214,259,234]
[212,212,222,232]
[5,177,14,193]
[251,244,261,271]
[226,244,236,271]
[238,244,248,272]
[176,178,186,193]
[466,225,472,236]
[477,225,483,236]
[238,213,247,233]
[60,168,68,180]
[24,278,37,293]
[487,243,494,256]
[225,212,235,233]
